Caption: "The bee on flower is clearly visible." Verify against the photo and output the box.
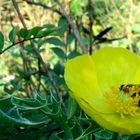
[64,47,140,134]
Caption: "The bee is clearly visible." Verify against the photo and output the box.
[119,84,140,106]
[119,84,140,98]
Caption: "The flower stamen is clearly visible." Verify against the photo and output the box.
[104,85,140,118]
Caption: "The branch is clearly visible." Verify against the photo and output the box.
[26,0,87,53]
[12,0,34,96]
[0,33,52,55]
[88,0,93,55]
[26,0,61,15]
[12,0,60,97]
[54,0,87,53]
[12,0,27,28]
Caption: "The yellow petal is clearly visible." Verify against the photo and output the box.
[79,97,140,134]
[64,54,113,113]
[92,47,140,92]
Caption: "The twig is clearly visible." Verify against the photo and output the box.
[0,37,36,54]
[88,0,93,55]
[26,0,87,53]
[12,0,60,98]
[12,0,26,28]
[26,0,61,15]
[12,0,32,96]
[54,0,86,53]
[11,0,35,96]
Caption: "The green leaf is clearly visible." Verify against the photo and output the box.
[58,17,68,27]
[68,98,78,119]
[67,51,81,59]
[29,26,43,37]
[0,31,4,50]
[58,17,68,35]
[51,47,65,58]
[49,132,60,140]
[0,96,50,125]
[9,26,18,42]
[4,85,14,95]
[94,130,113,140]
[36,29,55,38]
[66,33,75,45]
[43,24,55,29]
[18,28,29,38]
[71,121,83,138]
[45,37,65,46]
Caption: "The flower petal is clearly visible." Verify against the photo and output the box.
[64,47,140,134]
[92,47,140,92]
[133,65,140,83]
[64,54,113,113]
[79,98,140,134]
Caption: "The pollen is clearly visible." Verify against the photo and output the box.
[104,85,140,118]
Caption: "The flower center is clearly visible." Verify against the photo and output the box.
[104,84,140,118]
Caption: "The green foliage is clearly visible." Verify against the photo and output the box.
[18,28,29,39]
[45,37,65,46]
[51,47,65,59]
[1,0,140,139]
[9,26,19,43]
[0,32,4,50]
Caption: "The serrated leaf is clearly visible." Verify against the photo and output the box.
[9,26,18,42]
[45,37,65,46]
[0,96,50,125]
[11,96,47,111]
[51,47,65,58]
[0,31,4,50]
[94,130,113,140]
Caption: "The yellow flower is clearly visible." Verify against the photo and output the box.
[64,47,140,134]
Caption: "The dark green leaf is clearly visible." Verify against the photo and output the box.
[0,32,4,50]
[43,24,55,29]
[49,132,60,140]
[58,17,68,27]
[54,62,64,75]
[94,27,112,40]
[9,26,18,42]
[67,51,81,59]
[51,47,65,58]
[66,33,75,45]
[18,28,29,38]
[0,96,50,125]
[57,17,68,35]
[94,130,113,140]
[4,85,14,95]
[68,98,78,119]
[36,29,55,38]
[29,26,43,37]
[45,37,65,46]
